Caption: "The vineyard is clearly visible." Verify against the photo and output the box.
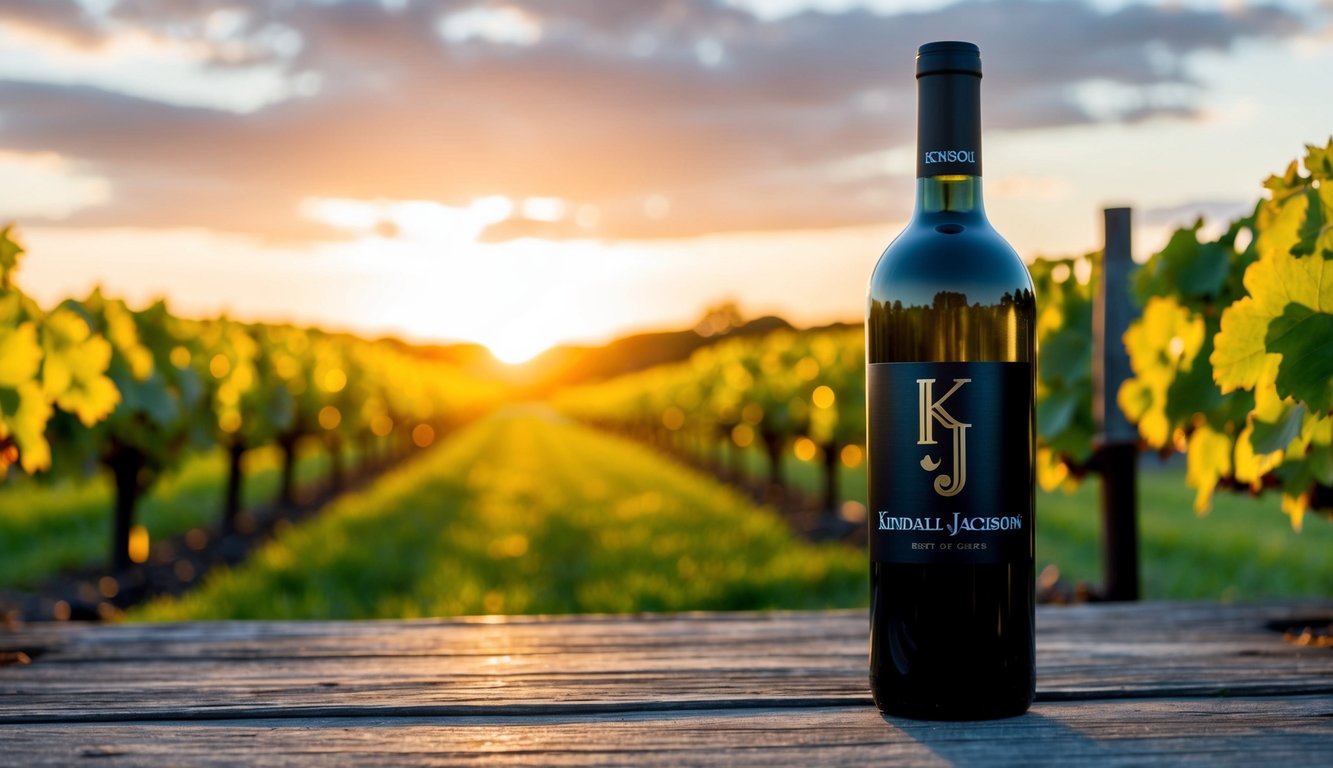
[134,409,866,620]
[2,142,1331,620]
[1,228,494,580]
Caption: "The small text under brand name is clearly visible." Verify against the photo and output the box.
[923,149,976,165]
[877,511,1022,536]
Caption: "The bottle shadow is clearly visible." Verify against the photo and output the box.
[882,708,1121,766]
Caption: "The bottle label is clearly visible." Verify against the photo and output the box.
[867,361,1031,564]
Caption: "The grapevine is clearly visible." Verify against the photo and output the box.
[0,226,119,477]
[1123,140,1333,527]
[1,225,496,571]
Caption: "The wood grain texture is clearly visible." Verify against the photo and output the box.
[2,698,1331,767]
[1,602,1331,764]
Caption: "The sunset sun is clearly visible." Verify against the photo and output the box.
[485,333,551,365]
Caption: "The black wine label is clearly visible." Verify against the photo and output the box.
[867,361,1031,564]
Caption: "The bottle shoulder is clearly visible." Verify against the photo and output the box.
[869,217,1034,307]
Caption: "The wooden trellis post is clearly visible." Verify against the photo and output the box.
[1093,207,1141,601]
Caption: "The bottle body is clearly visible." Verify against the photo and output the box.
[866,42,1036,720]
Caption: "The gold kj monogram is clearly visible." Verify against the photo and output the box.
[916,378,971,497]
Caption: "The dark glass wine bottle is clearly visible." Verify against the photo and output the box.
[865,41,1036,720]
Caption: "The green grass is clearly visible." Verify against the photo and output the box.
[0,443,330,588]
[134,408,865,620]
[1036,464,1333,600]
[722,442,1333,601]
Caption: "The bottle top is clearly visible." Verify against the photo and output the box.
[916,41,981,79]
[914,42,982,178]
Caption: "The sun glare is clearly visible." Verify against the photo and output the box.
[485,334,551,365]
[313,234,645,368]
[300,195,515,244]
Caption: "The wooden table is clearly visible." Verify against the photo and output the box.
[2,601,1330,765]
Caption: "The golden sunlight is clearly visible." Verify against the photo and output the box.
[483,332,554,365]
[332,233,640,365]
[300,195,515,244]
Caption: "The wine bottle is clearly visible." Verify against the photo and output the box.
[865,41,1036,720]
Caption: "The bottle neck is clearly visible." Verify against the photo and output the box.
[915,64,982,172]
[914,66,984,218]
[916,175,984,216]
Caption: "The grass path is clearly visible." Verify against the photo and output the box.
[135,409,865,620]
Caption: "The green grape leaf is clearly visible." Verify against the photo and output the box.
[1163,334,1223,426]
[1037,387,1079,438]
[1250,402,1306,454]
[1211,294,1275,392]
[142,380,181,428]
[0,292,20,326]
[265,385,296,433]
[1038,327,1091,384]
[1117,378,1153,428]
[1234,418,1284,487]
[1293,412,1333,486]
[6,381,53,473]
[1190,241,1234,296]
[100,299,154,381]
[1213,243,1333,398]
[1319,183,1333,257]
[1265,303,1333,414]
[1311,448,1333,486]
[115,369,179,429]
[0,388,14,434]
[41,308,120,426]
[1153,224,1231,299]
[1307,440,1333,487]
[175,364,204,410]
[1262,160,1304,204]
[0,322,42,387]
[1267,414,1333,525]
[0,225,23,287]
[1292,188,1326,258]
[1256,180,1309,263]
[1306,139,1333,182]
[1121,296,1206,447]
[1186,424,1232,514]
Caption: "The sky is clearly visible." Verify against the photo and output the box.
[2,0,1331,362]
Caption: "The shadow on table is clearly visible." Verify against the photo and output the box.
[884,710,1119,766]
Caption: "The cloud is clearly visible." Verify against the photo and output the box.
[0,0,1310,242]
[1140,198,1256,228]
[0,150,111,219]
[0,0,105,49]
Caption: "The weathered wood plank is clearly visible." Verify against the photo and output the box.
[7,600,1324,659]
[1,602,1329,724]
[1,697,1330,767]
[1,602,1330,764]
[6,601,1322,661]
